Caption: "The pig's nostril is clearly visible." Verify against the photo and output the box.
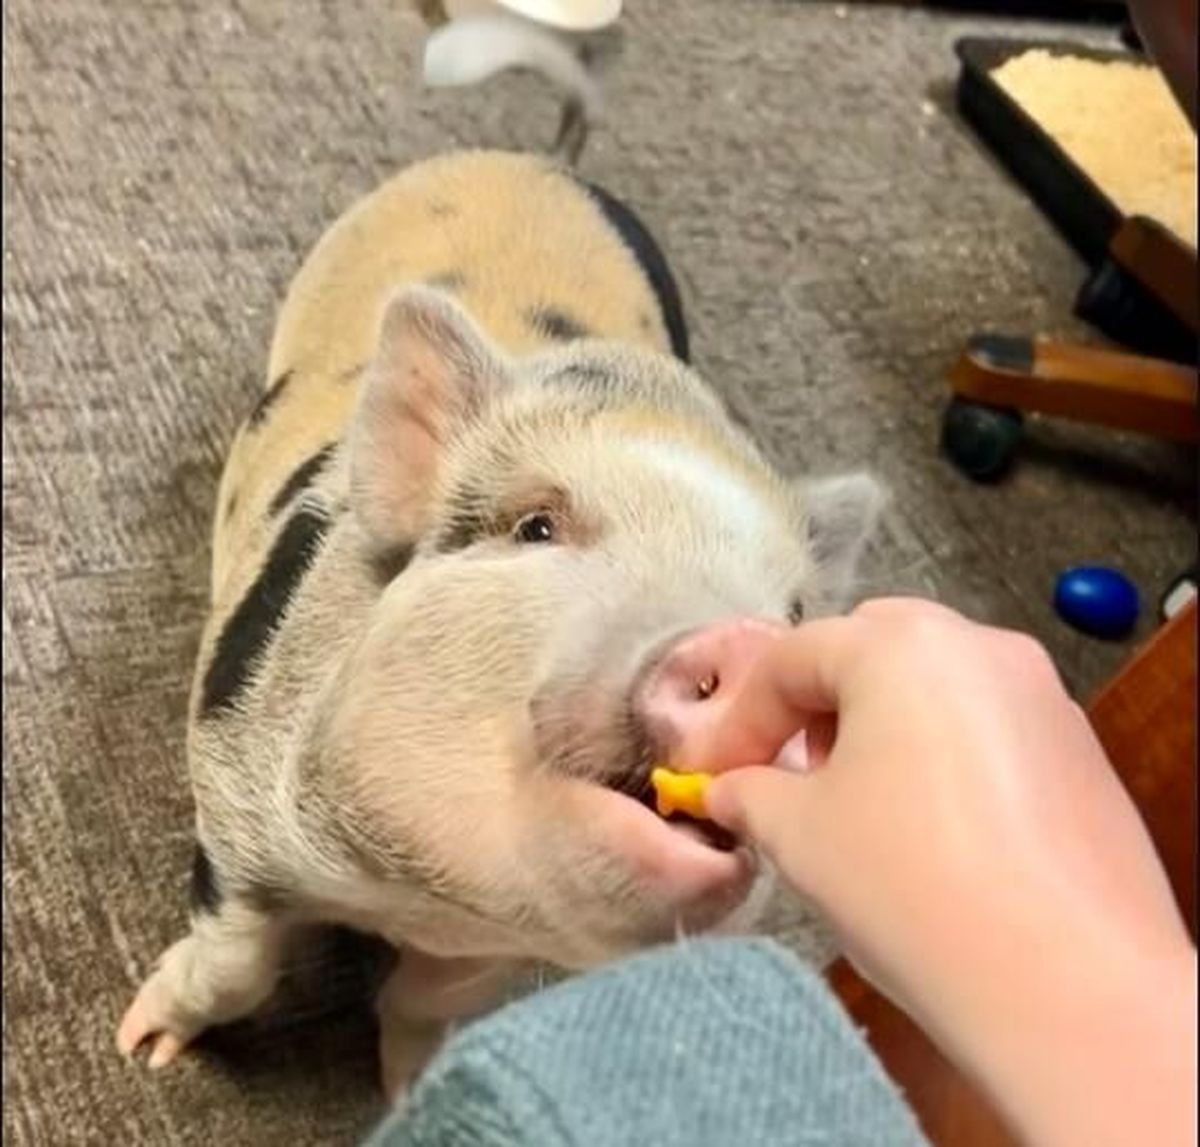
[694,673,719,701]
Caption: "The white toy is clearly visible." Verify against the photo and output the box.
[417,0,624,162]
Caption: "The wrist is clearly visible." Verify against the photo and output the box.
[932,931,1196,1147]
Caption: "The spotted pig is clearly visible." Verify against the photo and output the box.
[117,150,884,1097]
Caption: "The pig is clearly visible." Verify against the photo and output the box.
[116,149,884,1098]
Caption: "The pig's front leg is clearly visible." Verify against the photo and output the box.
[117,900,290,1068]
[376,950,516,1103]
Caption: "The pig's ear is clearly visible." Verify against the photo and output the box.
[349,287,511,551]
[794,472,886,606]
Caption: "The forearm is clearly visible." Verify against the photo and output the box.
[923,934,1197,1147]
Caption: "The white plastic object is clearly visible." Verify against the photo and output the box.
[445,0,622,32]
[1161,574,1197,620]
[423,10,601,120]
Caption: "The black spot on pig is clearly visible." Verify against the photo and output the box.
[429,200,458,218]
[436,512,488,554]
[225,491,238,521]
[528,306,590,342]
[248,368,295,428]
[201,507,331,715]
[425,271,466,293]
[550,363,612,388]
[190,845,221,914]
[371,541,416,586]
[434,489,491,554]
[268,444,336,517]
[577,180,689,363]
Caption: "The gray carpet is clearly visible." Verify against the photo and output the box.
[3,1,1195,1143]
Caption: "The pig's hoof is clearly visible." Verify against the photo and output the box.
[116,981,192,1069]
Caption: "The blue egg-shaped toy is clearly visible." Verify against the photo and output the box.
[1053,566,1140,640]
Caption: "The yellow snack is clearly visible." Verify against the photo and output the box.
[650,767,712,820]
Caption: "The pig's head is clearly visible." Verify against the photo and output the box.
[315,287,883,968]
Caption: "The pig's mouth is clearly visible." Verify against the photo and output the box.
[566,767,753,911]
[528,663,748,904]
[542,718,752,907]
[603,758,738,854]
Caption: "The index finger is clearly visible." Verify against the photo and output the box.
[688,614,865,773]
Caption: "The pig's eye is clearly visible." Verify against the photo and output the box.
[787,599,805,625]
[513,512,556,545]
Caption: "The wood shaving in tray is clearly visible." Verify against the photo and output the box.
[991,49,1197,249]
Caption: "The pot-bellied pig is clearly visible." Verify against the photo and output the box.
[117,150,883,1097]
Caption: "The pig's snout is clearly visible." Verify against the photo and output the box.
[635,617,784,767]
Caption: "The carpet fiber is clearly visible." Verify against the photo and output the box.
[3,1,1194,1143]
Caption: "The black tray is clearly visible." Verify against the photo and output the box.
[955,37,1143,267]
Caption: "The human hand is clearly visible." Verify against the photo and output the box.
[685,598,1196,1147]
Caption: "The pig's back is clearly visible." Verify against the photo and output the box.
[211,150,686,605]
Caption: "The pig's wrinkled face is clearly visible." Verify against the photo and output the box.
[323,288,882,968]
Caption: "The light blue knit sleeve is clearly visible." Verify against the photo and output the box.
[365,937,930,1147]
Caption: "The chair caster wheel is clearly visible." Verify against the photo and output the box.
[940,398,1024,481]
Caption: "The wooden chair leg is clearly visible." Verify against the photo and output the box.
[829,959,1020,1147]
[1088,597,1198,934]
[1108,215,1200,335]
[947,334,1200,442]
